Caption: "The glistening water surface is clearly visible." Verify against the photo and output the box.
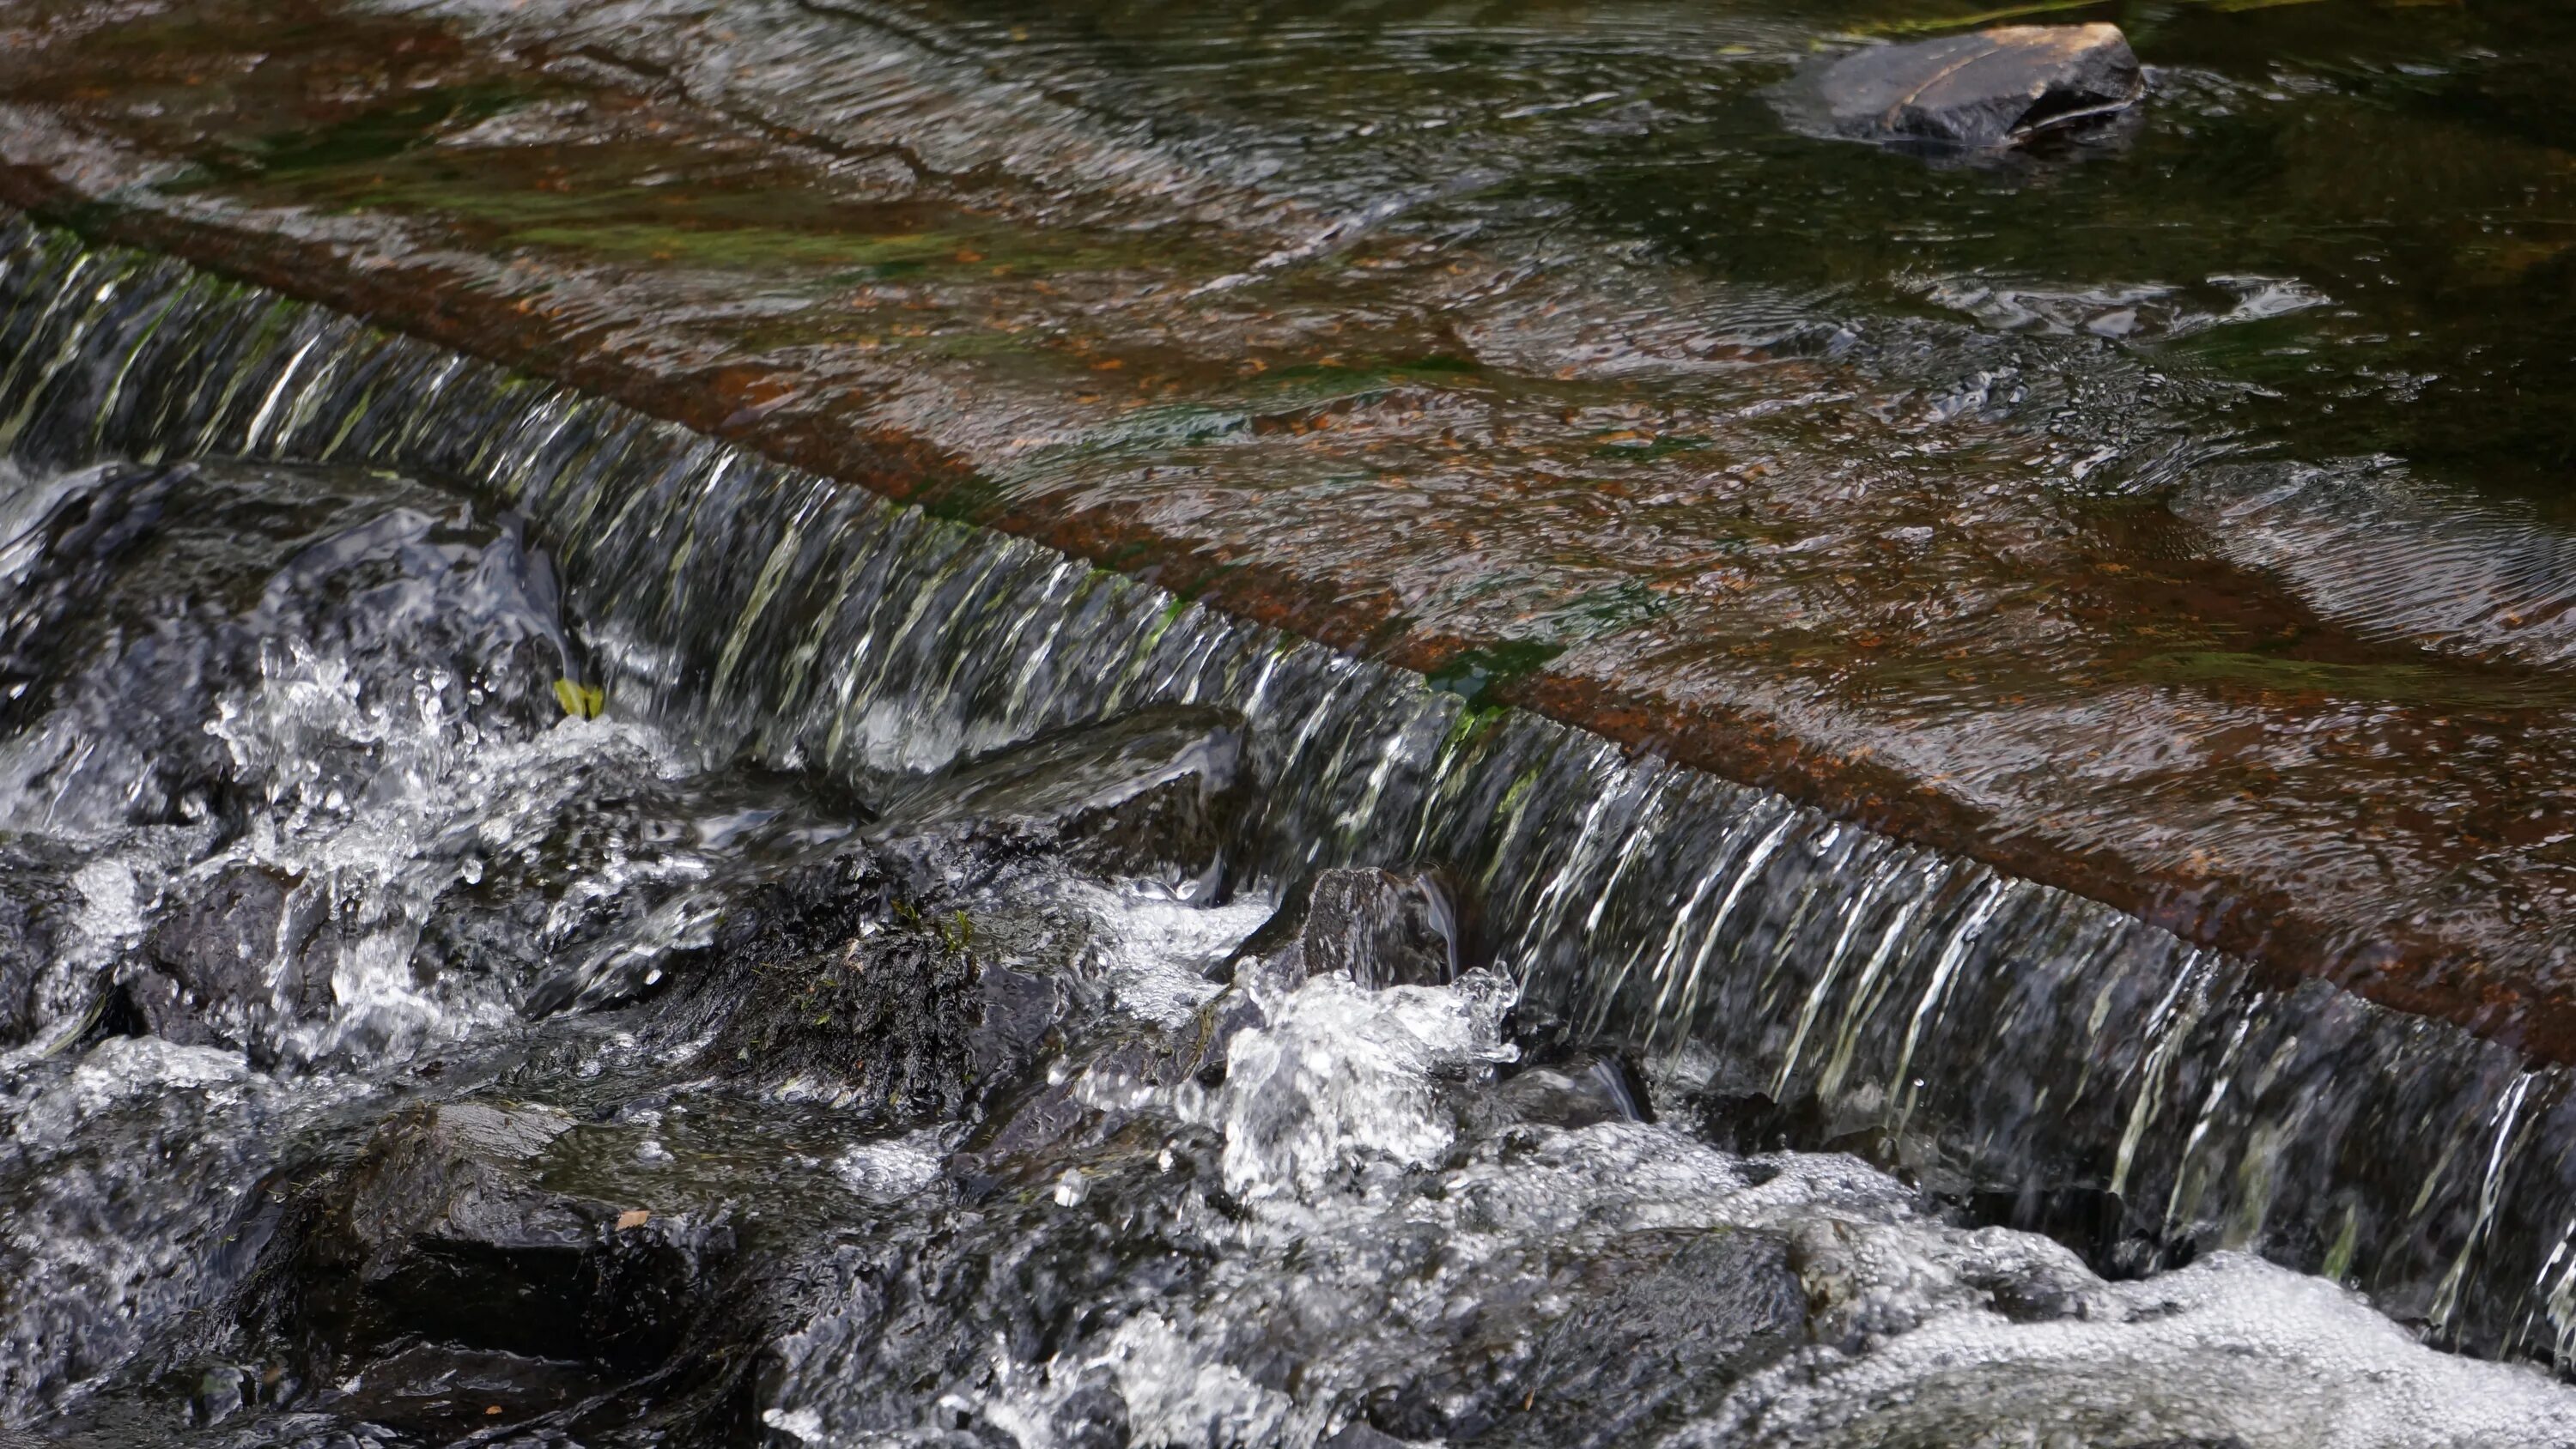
[5,0,2576,1443]
[14,0,2576,1034]
[0,215,2572,1446]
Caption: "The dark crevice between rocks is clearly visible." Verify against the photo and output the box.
[237,1096,771,1446]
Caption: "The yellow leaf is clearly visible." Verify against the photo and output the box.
[554,678,605,719]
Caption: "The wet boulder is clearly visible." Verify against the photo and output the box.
[258,1097,765,1446]
[1219,866,1471,991]
[1489,1053,1652,1132]
[0,462,179,734]
[872,704,1253,899]
[702,915,1036,1116]
[1779,24,2142,151]
[1305,867,1469,989]
[122,865,343,1061]
[1788,1216,2111,1352]
[0,471,588,844]
[0,854,76,1049]
[483,762,874,1019]
[1357,1228,1806,1445]
[318,1101,585,1284]
[680,850,1063,1118]
[752,1130,1235,1441]
[295,1100,726,1369]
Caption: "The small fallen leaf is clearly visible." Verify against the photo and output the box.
[485,1405,504,1416]
[617,1209,651,1231]
[553,678,605,719]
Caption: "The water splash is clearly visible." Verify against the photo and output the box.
[7,214,2576,1377]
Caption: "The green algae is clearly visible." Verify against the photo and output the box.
[2129,649,2576,709]
[226,79,548,176]
[1429,640,1568,708]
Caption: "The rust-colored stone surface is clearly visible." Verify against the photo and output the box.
[7,0,2576,1057]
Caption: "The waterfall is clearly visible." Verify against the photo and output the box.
[5,209,2571,1369]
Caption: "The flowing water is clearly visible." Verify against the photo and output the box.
[1,215,2574,1446]
[7,0,2576,1444]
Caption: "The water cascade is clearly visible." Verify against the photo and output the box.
[8,210,2576,1423]
[15,200,2576,1441]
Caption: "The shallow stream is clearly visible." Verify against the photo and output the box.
[7,2,2576,1445]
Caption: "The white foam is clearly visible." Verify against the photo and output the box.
[1065,880,1273,1028]
[1684,1249,2576,1448]
[803,965,2576,1448]
[833,1127,951,1200]
[1214,970,1515,1205]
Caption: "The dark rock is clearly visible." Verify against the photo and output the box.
[1172,986,1270,1086]
[1781,24,2142,151]
[255,1097,769,1446]
[295,1100,728,1370]
[751,1132,1230,1437]
[702,912,984,1113]
[681,848,1063,1119]
[973,960,1066,1084]
[0,462,180,735]
[0,854,76,1049]
[963,984,1270,1177]
[965,1073,1101,1167]
[1959,1183,2182,1285]
[1360,1227,1805,1445]
[1492,1229,1803,1442]
[259,502,581,731]
[1308,867,1467,990]
[320,1101,582,1272]
[873,704,1252,899]
[125,866,343,1059]
[302,1098,590,1356]
[0,470,588,851]
[319,1342,604,1444]
[1683,1089,1792,1156]
[497,765,878,1020]
[1491,1055,1650,1132]
[1219,866,1472,991]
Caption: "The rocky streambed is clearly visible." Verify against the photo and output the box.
[7,0,2576,1444]
[13,0,2576,1051]
[0,457,2566,1446]
[0,217,2566,1446]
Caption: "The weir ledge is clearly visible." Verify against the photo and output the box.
[0,149,2560,1064]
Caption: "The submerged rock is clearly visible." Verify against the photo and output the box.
[1780,24,2143,151]
[872,704,1252,899]
[295,1100,727,1365]
[121,867,343,1062]
[270,1099,756,1442]
[1219,865,1472,991]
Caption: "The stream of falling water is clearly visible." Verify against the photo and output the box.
[7,213,2576,1445]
